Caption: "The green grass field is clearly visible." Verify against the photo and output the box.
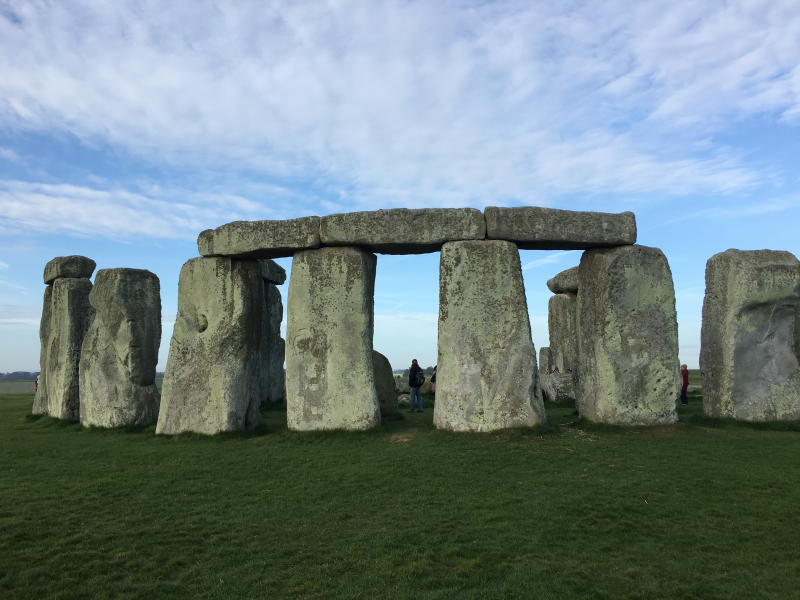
[2,390,799,599]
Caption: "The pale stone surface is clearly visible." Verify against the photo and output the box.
[320,208,486,254]
[398,394,410,406]
[373,351,399,420]
[549,293,578,373]
[538,347,552,374]
[157,257,264,435]
[79,269,161,427]
[700,249,800,421]
[37,278,94,420]
[542,372,577,404]
[485,207,636,250]
[396,379,410,394]
[259,259,287,285]
[43,255,96,285]
[576,245,679,425]
[434,240,545,431]
[262,282,285,403]
[32,285,53,415]
[198,216,321,259]
[286,246,380,430]
[547,266,579,294]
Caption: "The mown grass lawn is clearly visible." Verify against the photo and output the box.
[1,390,799,599]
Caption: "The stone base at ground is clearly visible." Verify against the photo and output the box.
[434,240,545,432]
[373,351,399,420]
[286,246,380,431]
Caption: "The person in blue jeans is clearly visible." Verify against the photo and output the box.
[408,359,425,413]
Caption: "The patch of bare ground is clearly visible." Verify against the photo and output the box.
[390,428,420,443]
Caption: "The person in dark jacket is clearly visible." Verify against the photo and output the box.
[680,364,689,406]
[408,359,424,413]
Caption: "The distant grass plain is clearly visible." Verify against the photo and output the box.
[2,384,798,599]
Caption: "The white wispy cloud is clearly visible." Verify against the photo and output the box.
[522,251,579,271]
[0,260,8,270]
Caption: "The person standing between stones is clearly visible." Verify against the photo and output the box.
[680,364,689,406]
[408,359,425,413]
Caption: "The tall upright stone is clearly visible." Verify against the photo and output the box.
[262,282,286,403]
[577,245,679,425]
[31,285,53,415]
[700,249,800,421]
[157,257,264,435]
[79,269,161,428]
[373,350,399,420]
[286,246,380,431]
[548,293,578,373]
[539,347,552,374]
[434,240,545,432]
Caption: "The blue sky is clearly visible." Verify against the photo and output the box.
[1,0,799,373]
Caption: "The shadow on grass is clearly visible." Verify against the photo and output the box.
[688,414,800,432]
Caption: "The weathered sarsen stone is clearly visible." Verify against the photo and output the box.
[198,216,321,259]
[576,245,679,425]
[320,208,486,254]
[434,240,545,431]
[373,351,399,420]
[485,207,636,250]
[262,281,286,403]
[79,269,161,427]
[157,257,264,435]
[286,246,380,430]
[32,285,53,415]
[43,255,96,285]
[538,347,552,374]
[542,372,577,404]
[700,249,800,421]
[547,266,579,294]
[548,293,578,373]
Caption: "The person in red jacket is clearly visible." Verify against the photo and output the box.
[680,364,689,406]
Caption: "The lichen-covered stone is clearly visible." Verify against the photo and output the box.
[37,278,94,420]
[576,245,679,425]
[43,255,96,285]
[32,285,53,415]
[286,246,380,430]
[542,372,577,404]
[79,269,161,427]
[157,257,264,435]
[259,259,287,285]
[320,208,486,254]
[700,249,800,421]
[261,282,285,403]
[485,207,636,250]
[373,351,399,420]
[549,293,578,373]
[198,216,321,259]
[547,266,579,293]
[434,240,545,431]
[396,379,410,394]
[538,347,552,374]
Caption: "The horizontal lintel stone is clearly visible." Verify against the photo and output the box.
[198,217,321,259]
[43,255,96,285]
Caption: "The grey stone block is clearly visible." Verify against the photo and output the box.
[43,255,96,285]
[485,207,636,250]
[262,282,285,403]
[434,240,545,431]
[259,259,287,285]
[700,249,800,421]
[198,216,321,259]
[538,347,552,374]
[79,269,161,427]
[547,266,579,293]
[32,285,53,415]
[373,351,399,420]
[396,379,410,394]
[548,293,578,373]
[286,246,380,431]
[320,208,486,254]
[542,372,577,404]
[576,245,679,425]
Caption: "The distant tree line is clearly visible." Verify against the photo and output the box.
[0,372,40,380]
[402,366,435,378]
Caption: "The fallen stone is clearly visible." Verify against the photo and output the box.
[31,285,53,415]
[198,216,321,259]
[485,207,636,250]
[259,259,287,285]
[286,246,380,430]
[542,372,577,404]
[548,293,578,373]
[263,282,285,403]
[396,379,410,394]
[700,249,800,421]
[420,380,434,395]
[434,240,546,431]
[373,351,399,420]
[43,255,97,285]
[576,245,679,425]
[79,269,161,427]
[398,394,410,406]
[547,266,579,293]
[157,257,264,435]
[320,208,486,254]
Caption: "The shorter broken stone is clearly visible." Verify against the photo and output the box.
[259,259,287,285]
[546,266,579,294]
[43,255,97,285]
[198,216,321,259]
[373,351,399,420]
[542,372,577,404]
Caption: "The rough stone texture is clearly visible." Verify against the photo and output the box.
[320,208,486,254]
[36,278,94,420]
[549,293,579,373]
[538,347,552,374]
[547,266,580,294]
[434,240,545,431]
[485,207,636,250]
[286,246,380,430]
[542,372,577,404]
[198,216,321,259]
[396,379,410,394]
[398,394,410,406]
[262,282,285,403]
[259,259,287,285]
[31,285,53,415]
[79,269,161,427]
[700,249,800,421]
[157,257,264,435]
[576,245,679,425]
[43,255,97,285]
[373,351,399,420]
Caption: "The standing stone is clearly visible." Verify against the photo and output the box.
[539,347,552,374]
[286,246,380,431]
[262,282,286,403]
[542,372,577,404]
[577,245,679,425]
[548,293,578,373]
[32,285,53,415]
[700,249,800,421]
[157,257,264,435]
[79,269,161,427]
[434,240,545,432]
[373,350,399,420]
[547,266,579,294]
[43,255,97,285]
